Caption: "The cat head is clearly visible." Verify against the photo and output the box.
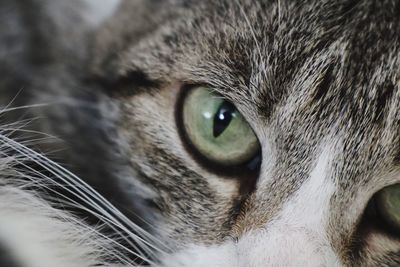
[63,0,400,265]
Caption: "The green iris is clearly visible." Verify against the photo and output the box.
[182,86,259,166]
[377,184,400,228]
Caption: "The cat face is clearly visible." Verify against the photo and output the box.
[90,0,400,265]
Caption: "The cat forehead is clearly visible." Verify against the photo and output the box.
[105,0,400,128]
[103,0,400,103]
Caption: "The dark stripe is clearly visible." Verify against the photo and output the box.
[94,70,161,97]
[312,63,335,103]
[374,81,395,122]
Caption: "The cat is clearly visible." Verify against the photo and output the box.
[1,0,400,266]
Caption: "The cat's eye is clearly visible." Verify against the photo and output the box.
[375,184,400,232]
[180,86,260,169]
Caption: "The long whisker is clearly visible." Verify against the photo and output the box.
[0,133,170,262]
[12,146,165,254]
[0,103,49,114]
[3,145,158,265]
[0,88,24,115]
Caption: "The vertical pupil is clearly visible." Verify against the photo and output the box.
[213,101,236,138]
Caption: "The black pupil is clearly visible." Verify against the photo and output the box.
[213,101,236,138]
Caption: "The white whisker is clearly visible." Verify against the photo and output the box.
[0,132,170,266]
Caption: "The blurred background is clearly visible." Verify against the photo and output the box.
[84,0,121,26]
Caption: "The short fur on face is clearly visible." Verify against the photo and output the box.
[88,0,400,266]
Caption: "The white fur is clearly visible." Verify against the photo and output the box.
[0,138,121,267]
[162,144,342,267]
[0,187,111,267]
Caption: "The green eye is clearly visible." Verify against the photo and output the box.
[376,184,400,230]
[181,86,260,167]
